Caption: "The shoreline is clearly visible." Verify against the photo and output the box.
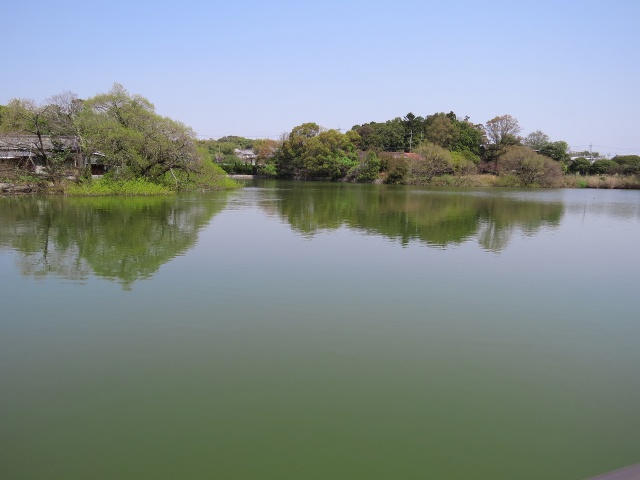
[3,173,640,196]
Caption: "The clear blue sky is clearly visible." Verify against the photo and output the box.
[3,0,639,156]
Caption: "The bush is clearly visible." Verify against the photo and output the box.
[568,157,591,175]
[406,143,454,185]
[384,155,408,184]
[220,162,257,175]
[258,162,278,177]
[589,160,618,175]
[499,146,563,187]
[355,151,381,182]
[450,151,478,176]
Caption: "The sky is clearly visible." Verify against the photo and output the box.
[2,0,639,156]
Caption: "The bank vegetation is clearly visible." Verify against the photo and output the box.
[0,84,239,195]
[3,89,639,192]
[211,113,640,189]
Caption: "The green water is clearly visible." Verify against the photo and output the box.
[1,181,639,479]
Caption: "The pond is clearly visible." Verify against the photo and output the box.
[1,181,639,479]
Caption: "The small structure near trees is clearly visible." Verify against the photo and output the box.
[0,134,81,177]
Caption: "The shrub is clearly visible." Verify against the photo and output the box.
[499,146,563,187]
[589,159,618,175]
[355,151,381,182]
[568,157,592,175]
[384,155,408,184]
[406,143,454,185]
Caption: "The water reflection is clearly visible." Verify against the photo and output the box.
[0,184,582,286]
[0,194,228,289]
[258,182,564,251]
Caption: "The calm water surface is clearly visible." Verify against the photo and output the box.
[1,181,639,479]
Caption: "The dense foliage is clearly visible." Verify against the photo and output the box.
[2,90,638,189]
[272,123,361,180]
[0,84,237,192]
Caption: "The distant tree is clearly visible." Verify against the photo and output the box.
[499,146,562,187]
[567,157,591,175]
[481,115,522,174]
[539,141,569,162]
[217,136,254,149]
[610,155,640,175]
[253,138,279,164]
[355,150,381,182]
[274,122,358,179]
[403,112,424,152]
[351,119,405,152]
[423,113,457,150]
[485,115,521,146]
[589,159,618,175]
[522,130,550,151]
[452,117,484,157]
[408,142,454,184]
[450,151,478,176]
[382,153,408,184]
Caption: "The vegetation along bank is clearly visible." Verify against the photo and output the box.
[2,84,639,194]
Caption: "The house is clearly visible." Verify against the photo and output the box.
[0,134,82,172]
[234,148,257,165]
[0,134,112,176]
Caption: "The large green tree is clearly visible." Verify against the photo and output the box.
[423,112,484,156]
[274,123,359,179]
[351,118,406,152]
[77,84,201,180]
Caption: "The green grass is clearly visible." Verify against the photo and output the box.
[66,177,173,196]
[66,163,240,196]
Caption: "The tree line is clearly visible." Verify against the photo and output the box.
[214,112,639,187]
[3,86,639,189]
[0,84,235,191]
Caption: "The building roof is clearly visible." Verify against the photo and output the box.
[0,134,79,152]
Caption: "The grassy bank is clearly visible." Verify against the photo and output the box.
[66,177,173,196]
[65,163,240,196]
[557,174,640,189]
[398,173,640,189]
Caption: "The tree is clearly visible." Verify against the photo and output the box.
[452,117,484,157]
[424,113,457,150]
[568,158,591,175]
[500,146,562,186]
[403,112,424,152]
[253,138,279,165]
[538,141,569,162]
[610,155,640,175]
[273,122,358,179]
[422,112,484,157]
[408,142,454,184]
[77,84,201,180]
[351,119,405,152]
[589,159,618,175]
[1,96,80,179]
[485,115,521,146]
[355,150,381,182]
[523,130,550,151]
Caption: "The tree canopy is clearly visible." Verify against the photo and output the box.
[274,123,360,180]
[77,84,201,180]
